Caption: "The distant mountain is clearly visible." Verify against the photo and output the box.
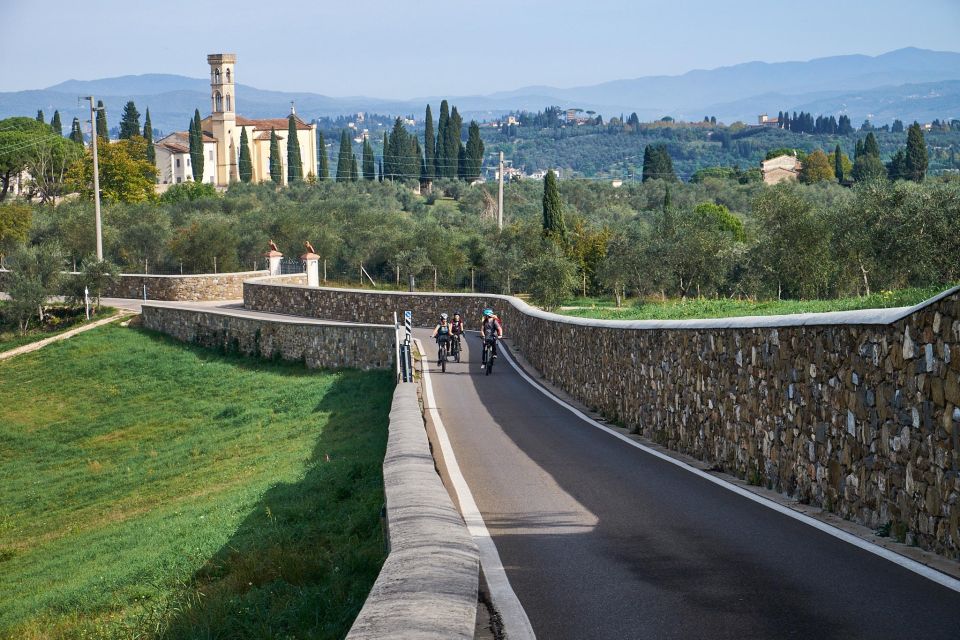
[2,47,959,134]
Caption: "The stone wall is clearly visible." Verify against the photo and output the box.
[347,384,478,639]
[141,303,395,370]
[243,277,960,559]
[0,269,270,301]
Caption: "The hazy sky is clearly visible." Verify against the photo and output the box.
[2,0,958,97]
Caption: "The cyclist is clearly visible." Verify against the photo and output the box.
[450,312,465,358]
[479,308,503,369]
[431,313,452,364]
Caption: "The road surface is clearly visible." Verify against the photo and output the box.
[415,329,960,639]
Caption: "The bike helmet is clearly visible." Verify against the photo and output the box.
[483,308,493,317]
[440,312,448,320]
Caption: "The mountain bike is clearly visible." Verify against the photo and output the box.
[437,336,450,373]
[451,334,462,363]
[482,336,498,376]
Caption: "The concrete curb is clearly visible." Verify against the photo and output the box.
[347,384,479,639]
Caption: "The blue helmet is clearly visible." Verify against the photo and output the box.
[483,308,493,317]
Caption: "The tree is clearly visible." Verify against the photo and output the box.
[95,100,108,140]
[69,258,120,310]
[269,128,283,184]
[65,136,157,203]
[0,117,76,202]
[238,127,253,183]
[863,132,880,157]
[336,130,352,182]
[143,108,155,165]
[4,243,62,333]
[50,111,62,136]
[362,138,375,180]
[905,122,928,182]
[436,100,450,178]
[447,107,463,179]
[423,104,435,181]
[642,144,675,182]
[542,169,566,243]
[190,109,204,181]
[525,242,577,310]
[463,121,484,182]
[169,215,240,273]
[317,130,330,180]
[350,153,359,182]
[26,132,83,203]
[798,149,835,184]
[886,148,908,181]
[36,110,44,123]
[851,133,885,183]
[833,143,845,182]
[892,119,904,133]
[69,117,84,144]
[0,202,31,261]
[118,100,141,139]
[286,114,303,182]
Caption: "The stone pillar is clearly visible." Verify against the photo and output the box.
[265,250,283,276]
[302,251,320,287]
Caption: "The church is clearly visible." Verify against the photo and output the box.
[154,53,318,187]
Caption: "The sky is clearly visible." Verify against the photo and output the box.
[2,0,958,98]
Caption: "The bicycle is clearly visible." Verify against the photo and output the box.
[481,335,498,376]
[450,334,462,363]
[437,336,450,373]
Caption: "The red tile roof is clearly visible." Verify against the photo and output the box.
[236,115,312,131]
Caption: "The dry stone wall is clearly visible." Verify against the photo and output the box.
[141,303,394,370]
[243,277,960,560]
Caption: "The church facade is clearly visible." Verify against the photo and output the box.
[154,53,318,187]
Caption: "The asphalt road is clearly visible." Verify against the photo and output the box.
[415,329,960,640]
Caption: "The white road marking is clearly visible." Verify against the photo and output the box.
[414,338,537,639]
[497,343,960,594]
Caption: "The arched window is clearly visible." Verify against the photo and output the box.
[225,94,232,112]
[214,68,221,84]
[226,69,231,83]
[215,92,222,112]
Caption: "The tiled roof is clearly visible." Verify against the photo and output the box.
[254,131,281,140]
[158,141,189,153]
[236,115,312,131]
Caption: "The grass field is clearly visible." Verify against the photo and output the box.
[0,304,117,354]
[558,286,954,321]
[0,323,392,639]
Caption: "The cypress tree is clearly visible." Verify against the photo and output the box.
[238,127,253,183]
[69,117,84,144]
[143,108,155,164]
[287,114,303,182]
[317,131,330,180]
[641,145,654,182]
[336,130,352,182]
[362,138,375,180]
[863,132,880,157]
[834,143,843,182]
[542,169,566,243]
[50,111,62,136]
[387,118,412,180]
[854,139,864,160]
[378,159,383,183]
[886,148,908,181]
[457,142,466,180]
[436,100,450,178]
[446,107,463,179]
[36,109,44,123]
[191,109,204,181]
[905,122,928,182]
[119,100,141,139]
[350,153,359,182]
[382,131,391,180]
[663,184,672,211]
[412,138,423,183]
[269,128,283,184]
[423,104,435,180]
[96,100,108,139]
[463,121,484,182]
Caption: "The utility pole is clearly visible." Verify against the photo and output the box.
[498,151,504,231]
[85,96,103,261]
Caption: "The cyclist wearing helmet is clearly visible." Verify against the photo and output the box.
[450,312,465,360]
[431,312,452,364]
[479,308,503,368]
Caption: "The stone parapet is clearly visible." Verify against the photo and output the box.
[346,384,479,639]
[140,303,394,370]
[243,278,960,560]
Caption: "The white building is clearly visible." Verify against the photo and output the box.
[154,131,217,185]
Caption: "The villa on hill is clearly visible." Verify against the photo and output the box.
[761,154,801,185]
[153,53,318,187]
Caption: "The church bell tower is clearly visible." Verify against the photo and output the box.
[207,53,238,185]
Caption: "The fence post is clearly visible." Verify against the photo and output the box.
[213,256,217,274]
[471,268,475,293]
[323,259,327,282]
[433,267,437,292]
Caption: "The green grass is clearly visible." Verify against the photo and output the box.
[558,286,954,321]
[0,304,118,354]
[0,324,392,639]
